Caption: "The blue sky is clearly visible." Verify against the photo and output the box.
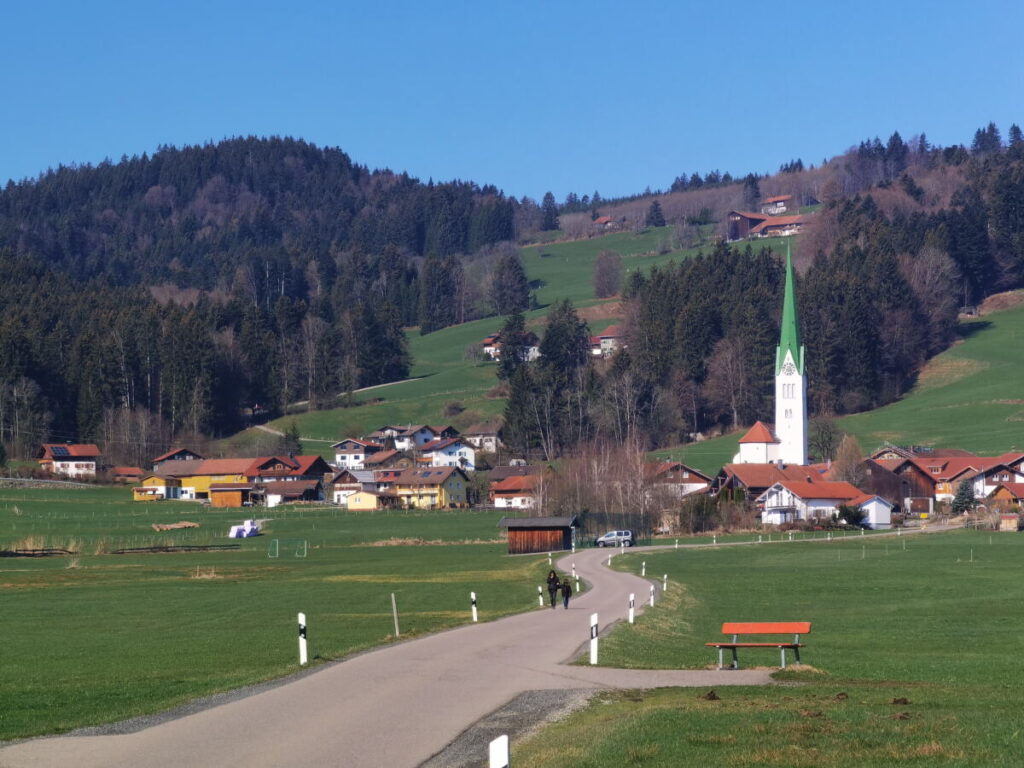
[2,0,1022,200]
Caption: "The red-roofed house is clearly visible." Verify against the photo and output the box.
[727,210,769,241]
[491,474,541,509]
[110,466,144,484]
[715,462,823,501]
[38,444,102,479]
[749,214,806,238]
[760,195,793,215]
[590,324,625,357]
[330,438,384,469]
[417,438,476,472]
[151,447,204,472]
[758,480,891,527]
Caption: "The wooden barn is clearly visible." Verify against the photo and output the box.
[499,515,578,555]
[209,482,258,508]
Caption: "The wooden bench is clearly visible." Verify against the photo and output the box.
[706,622,811,669]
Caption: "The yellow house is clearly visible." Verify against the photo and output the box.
[394,467,469,509]
[170,458,253,500]
[133,474,182,501]
[347,490,400,511]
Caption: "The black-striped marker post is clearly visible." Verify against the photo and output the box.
[649,584,655,607]
[471,591,478,623]
[628,593,635,624]
[589,613,599,665]
[298,612,308,665]
[537,585,543,607]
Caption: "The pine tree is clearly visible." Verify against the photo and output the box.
[490,253,531,315]
[283,421,302,455]
[497,312,530,381]
[951,479,976,514]
[741,174,761,210]
[645,200,666,228]
[540,192,560,231]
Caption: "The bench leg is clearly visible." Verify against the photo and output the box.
[731,647,739,670]
[794,646,801,664]
[718,648,724,670]
[780,647,786,669]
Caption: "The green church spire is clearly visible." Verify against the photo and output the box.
[775,242,804,375]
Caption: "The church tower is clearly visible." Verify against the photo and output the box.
[774,244,808,465]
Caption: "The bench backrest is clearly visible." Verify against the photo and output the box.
[720,622,811,636]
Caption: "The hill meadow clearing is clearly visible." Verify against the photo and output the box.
[222,224,1022,475]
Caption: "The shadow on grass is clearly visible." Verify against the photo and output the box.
[957,319,991,340]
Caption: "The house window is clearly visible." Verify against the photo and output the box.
[930,467,940,474]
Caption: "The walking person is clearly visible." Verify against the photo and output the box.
[546,570,560,609]
[560,578,572,609]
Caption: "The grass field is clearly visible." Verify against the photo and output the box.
[0,486,560,740]
[515,529,1024,765]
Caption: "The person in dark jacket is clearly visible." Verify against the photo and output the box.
[560,579,572,609]
[546,570,560,609]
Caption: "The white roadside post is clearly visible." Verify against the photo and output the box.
[489,734,510,768]
[391,593,401,637]
[575,574,580,592]
[471,591,478,623]
[628,593,635,624]
[298,612,308,666]
[675,539,678,549]
[589,613,599,665]
[607,552,612,565]
[641,561,646,577]
[572,562,576,580]
[649,584,655,607]
[548,552,552,565]
[537,585,544,607]
[662,574,668,592]
[713,534,717,545]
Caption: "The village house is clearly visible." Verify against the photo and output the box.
[726,210,807,241]
[345,489,401,511]
[757,480,893,528]
[391,467,469,509]
[463,423,502,454]
[416,437,477,472]
[330,438,384,469]
[151,447,204,472]
[363,449,417,470]
[264,479,323,508]
[330,468,375,505]
[480,332,540,362]
[110,466,144,484]
[644,460,711,498]
[988,483,1024,510]
[589,324,625,357]
[37,443,102,479]
[133,473,183,501]
[760,194,793,215]
[366,425,459,451]
[490,474,540,509]
[715,461,825,502]
[209,482,259,508]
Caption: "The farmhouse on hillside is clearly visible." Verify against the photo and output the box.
[151,447,204,472]
[589,324,625,357]
[416,437,477,472]
[463,422,502,454]
[331,438,384,469]
[760,194,792,215]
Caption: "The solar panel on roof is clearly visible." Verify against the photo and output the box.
[51,446,70,457]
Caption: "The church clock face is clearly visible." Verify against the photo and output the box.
[781,361,797,376]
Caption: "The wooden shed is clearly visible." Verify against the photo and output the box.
[209,482,257,508]
[499,515,578,555]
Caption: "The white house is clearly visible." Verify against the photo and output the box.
[733,421,781,464]
[463,423,502,454]
[418,438,476,472]
[757,480,865,525]
[644,461,711,497]
[330,469,375,505]
[491,474,539,508]
[331,438,384,469]
[37,443,101,479]
[849,493,894,529]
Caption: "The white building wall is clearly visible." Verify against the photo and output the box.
[774,349,808,465]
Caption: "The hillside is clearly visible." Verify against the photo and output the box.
[223,226,721,455]
[659,292,1024,475]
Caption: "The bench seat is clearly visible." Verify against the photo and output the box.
[707,622,811,669]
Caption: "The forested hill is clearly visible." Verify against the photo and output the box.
[0,137,525,454]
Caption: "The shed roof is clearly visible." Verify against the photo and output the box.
[498,515,579,528]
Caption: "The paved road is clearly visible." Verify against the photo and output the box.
[0,547,768,768]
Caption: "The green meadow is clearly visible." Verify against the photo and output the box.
[0,486,558,740]
[516,530,1024,766]
[222,226,745,453]
[657,295,1024,476]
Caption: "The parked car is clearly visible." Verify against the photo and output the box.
[594,530,634,547]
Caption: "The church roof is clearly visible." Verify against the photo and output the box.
[738,421,779,444]
[775,243,805,375]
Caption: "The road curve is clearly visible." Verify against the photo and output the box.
[0,547,769,768]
